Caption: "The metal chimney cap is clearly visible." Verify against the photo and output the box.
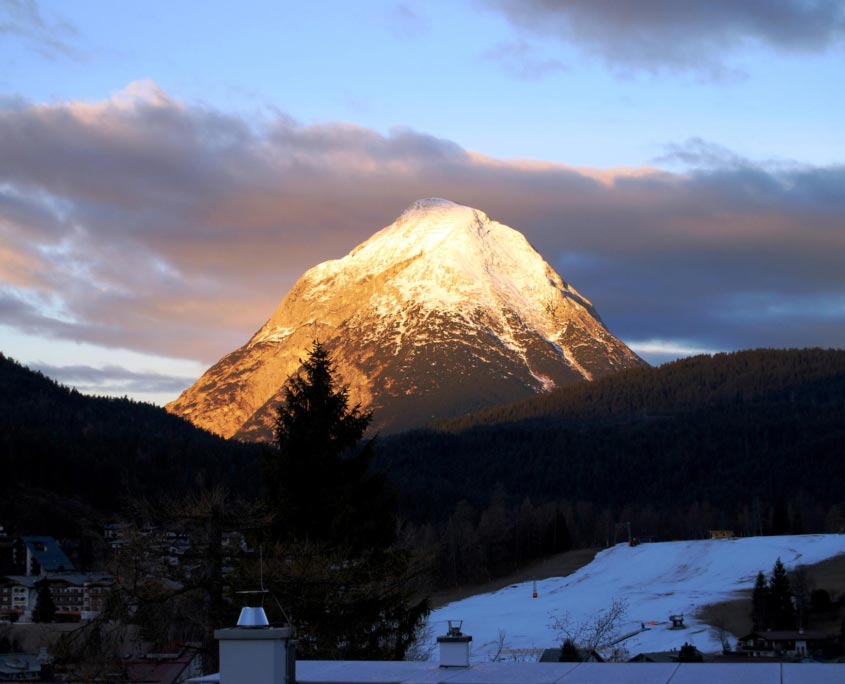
[237,606,270,628]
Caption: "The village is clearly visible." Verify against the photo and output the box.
[3,523,845,682]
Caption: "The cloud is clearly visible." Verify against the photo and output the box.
[627,339,721,366]
[484,0,845,74]
[0,0,83,61]
[30,361,196,395]
[1,81,844,372]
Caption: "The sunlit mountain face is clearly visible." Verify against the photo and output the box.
[167,199,644,439]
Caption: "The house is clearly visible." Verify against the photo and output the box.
[628,646,704,663]
[0,649,52,681]
[709,530,735,540]
[103,522,132,551]
[738,630,827,658]
[187,608,845,684]
[628,651,677,663]
[124,644,203,684]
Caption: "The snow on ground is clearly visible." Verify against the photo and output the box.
[426,534,845,661]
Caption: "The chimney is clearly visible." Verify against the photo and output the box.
[214,606,296,684]
[437,620,472,667]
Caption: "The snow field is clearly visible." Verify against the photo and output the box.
[426,535,845,661]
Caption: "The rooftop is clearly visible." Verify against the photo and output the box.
[21,535,74,573]
[190,660,845,684]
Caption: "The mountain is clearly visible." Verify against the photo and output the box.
[167,198,644,439]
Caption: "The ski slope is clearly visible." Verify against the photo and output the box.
[426,534,845,660]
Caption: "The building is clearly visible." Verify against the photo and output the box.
[0,573,113,622]
[124,644,203,684]
[738,630,828,658]
[709,530,735,540]
[539,647,604,663]
[189,609,845,684]
[628,651,680,663]
[0,650,52,682]
[103,522,132,551]
[0,527,13,575]
[16,537,74,576]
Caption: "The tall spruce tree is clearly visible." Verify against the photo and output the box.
[263,341,393,550]
[260,341,429,659]
[751,571,769,630]
[768,558,797,630]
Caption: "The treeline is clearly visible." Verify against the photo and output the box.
[434,347,845,430]
[380,349,845,585]
[408,494,575,587]
[405,493,844,588]
[0,354,262,535]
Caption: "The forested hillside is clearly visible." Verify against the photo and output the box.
[379,349,845,586]
[0,354,262,535]
[4,349,844,590]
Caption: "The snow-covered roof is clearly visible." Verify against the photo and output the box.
[1,572,113,588]
[190,660,845,684]
[21,535,74,572]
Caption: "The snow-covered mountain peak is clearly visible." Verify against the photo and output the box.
[332,199,536,289]
[166,200,644,440]
[357,198,489,258]
[402,197,461,214]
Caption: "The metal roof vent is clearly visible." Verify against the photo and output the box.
[237,606,270,628]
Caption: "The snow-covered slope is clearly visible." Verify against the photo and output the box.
[167,198,643,439]
[427,534,845,660]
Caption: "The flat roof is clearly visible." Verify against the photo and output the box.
[190,660,845,684]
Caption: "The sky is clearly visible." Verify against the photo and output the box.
[1,0,844,404]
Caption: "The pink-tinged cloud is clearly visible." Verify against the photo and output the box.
[0,81,844,367]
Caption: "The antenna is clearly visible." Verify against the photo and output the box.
[235,545,294,629]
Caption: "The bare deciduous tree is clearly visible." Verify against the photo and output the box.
[489,629,507,662]
[549,598,628,653]
[707,609,733,653]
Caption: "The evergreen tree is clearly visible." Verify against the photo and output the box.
[33,580,56,623]
[259,341,429,659]
[559,638,582,662]
[751,571,769,630]
[263,340,393,551]
[768,558,796,630]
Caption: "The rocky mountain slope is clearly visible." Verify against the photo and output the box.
[166,198,644,439]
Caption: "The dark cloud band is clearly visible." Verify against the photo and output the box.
[485,0,845,74]
[0,82,843,372]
